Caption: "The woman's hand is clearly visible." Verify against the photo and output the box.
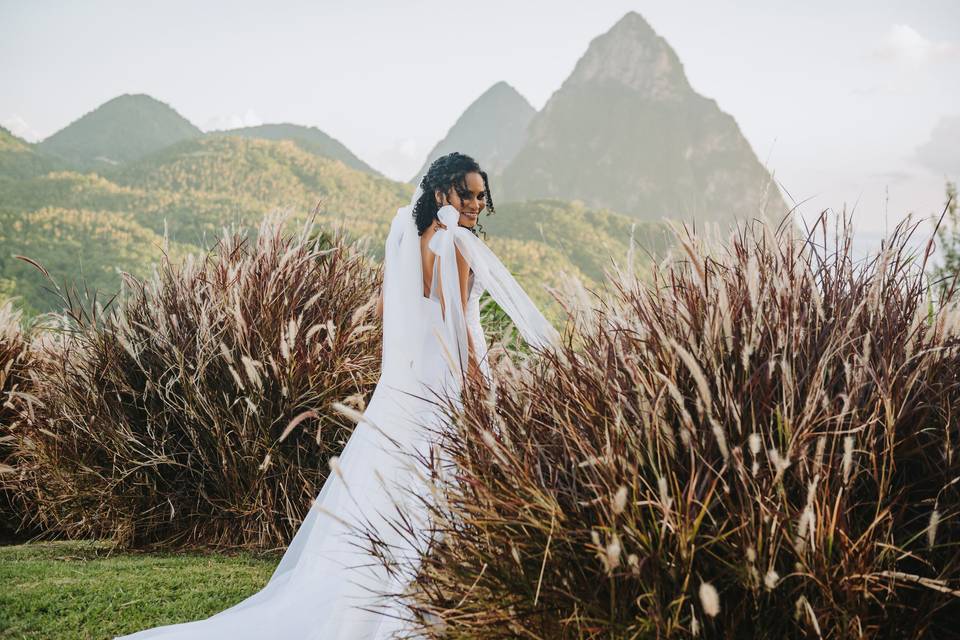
[434,189,452,230]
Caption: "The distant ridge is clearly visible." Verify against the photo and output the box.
[37,94,202,168]
[0,125,65,179]
[410,81,536,184]
[211,123,382,177]
[0,125,30,152]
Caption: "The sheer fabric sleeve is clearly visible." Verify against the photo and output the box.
[427,205,559,387]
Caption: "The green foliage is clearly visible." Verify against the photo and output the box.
[104,135,411,244]
[0,134,672,320]
[35,93,202,169]
[0,206,195,317]
[215,123,382,176]
[383,210,960,639]
[0,541,276,640]
[931,180,959,296]
[0,126,64,180]
[483,198,672,280]
[8,215,383,550]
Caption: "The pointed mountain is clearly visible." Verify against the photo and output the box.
[37,94,202,168]
[211,123,382,177]
[500,12,786,225]
[410,81,536,184]
[103,135,410,245]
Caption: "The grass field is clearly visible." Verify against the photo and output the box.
[0,541,279,640]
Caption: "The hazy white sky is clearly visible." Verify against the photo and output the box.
[2,0,959,234]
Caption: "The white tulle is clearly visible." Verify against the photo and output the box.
[114,187,558,639]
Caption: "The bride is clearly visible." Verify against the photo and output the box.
[115,152,559,639]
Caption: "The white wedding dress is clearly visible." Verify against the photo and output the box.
[115,186,559,640]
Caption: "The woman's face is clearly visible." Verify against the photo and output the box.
[437,171,487,228]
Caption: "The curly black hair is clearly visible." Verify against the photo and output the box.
[413,152,495,238]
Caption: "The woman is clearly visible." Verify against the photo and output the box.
[115,152,559,639]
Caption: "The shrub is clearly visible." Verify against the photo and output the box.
[383,212,960,639]
[0,300,42,541]
[15,212,382,550]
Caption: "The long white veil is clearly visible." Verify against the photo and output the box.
[382,185,559,394]
[114,182,560,640]
[427,204,559,387]
[379,186,429,392]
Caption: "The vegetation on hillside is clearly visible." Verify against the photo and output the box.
[215,123,383,176]
[0,206,194,316]
[372,211,960,639]
[0,126,65,180]
[931,180,959,297]
[36,93,202,169]
[1,135,666,319]
[4,214,383,549]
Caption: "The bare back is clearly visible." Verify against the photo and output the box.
[419,225,473,315]
[419,227,439,299]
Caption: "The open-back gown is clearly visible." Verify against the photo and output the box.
[118,259,487,639]
[115,199,556,639]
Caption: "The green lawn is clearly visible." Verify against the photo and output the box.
[0,540,280,640]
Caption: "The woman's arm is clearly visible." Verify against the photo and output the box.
[455,246,483,383]
[434,243,481,382]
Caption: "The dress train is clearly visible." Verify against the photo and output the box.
[116,296,457,639]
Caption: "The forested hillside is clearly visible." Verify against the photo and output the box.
[214,123,383,177]
[1,134,666,318]
[35,94,202,169]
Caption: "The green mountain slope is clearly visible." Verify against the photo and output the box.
[480,199,672,283]
[0,207,194,315]
[0,126,65,180]
[1,134,671,319]
[103,135,410,245]
[36,94,202,169]
[213,124,382,177]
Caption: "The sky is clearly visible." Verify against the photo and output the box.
[2,0,959,238]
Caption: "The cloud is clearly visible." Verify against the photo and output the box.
[1,114,43,142]
[916,115,960,177]
[872,24,959,64]
[201,108,264,132]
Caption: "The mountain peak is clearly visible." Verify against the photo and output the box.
[566,11,691,99]
[483,80,522,97]
[468,81,534,115]
[410,81,536,183]
[500,11,787,225]
[37,93,201,167]
[607,10,658,38]
[104,92,164,105]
